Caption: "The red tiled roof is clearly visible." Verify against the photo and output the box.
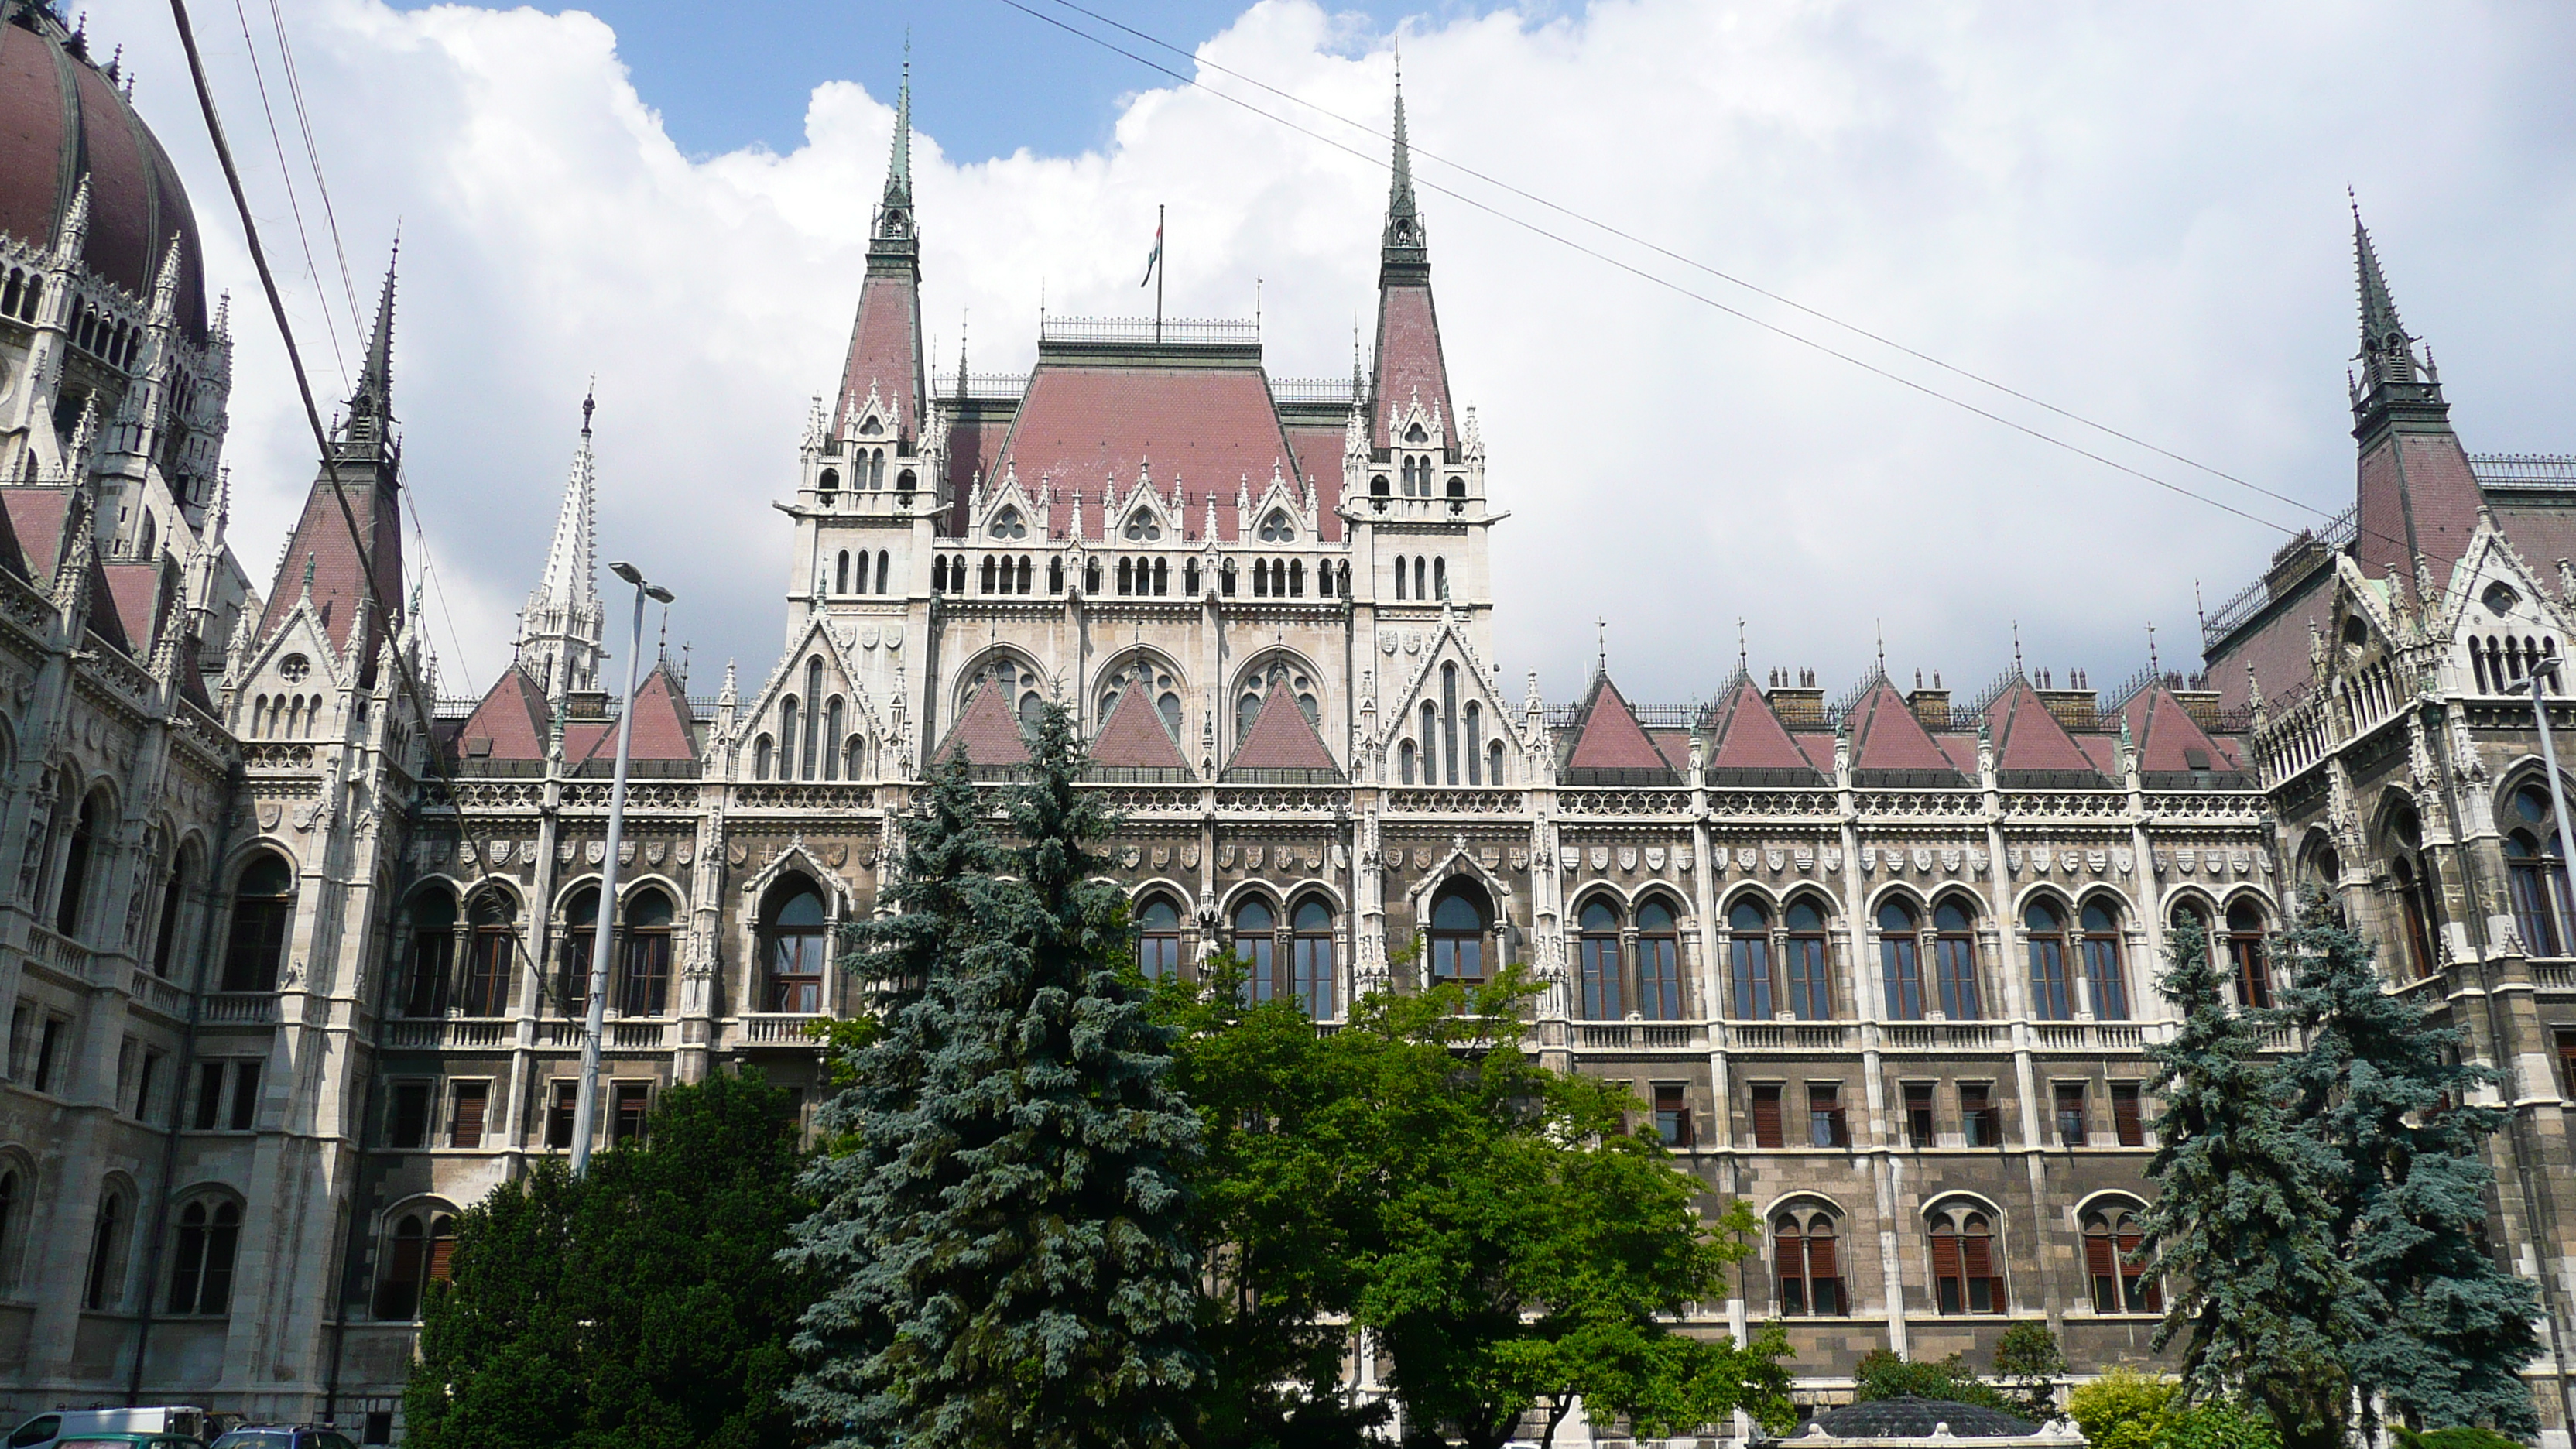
[989,363,1302,542]
[1933,732,1982,776]
[2122,683,2235,780]
[0,485,27,580]
[1091,682,1190,773]
[1985,680,2105,782]
[457,666,550,761]
[2076,735,2122,778]
[2355,430,2483,581]
[1704,678,1816,776]
[78,550,127,654]
[1848,680,1961,779]
[1564,673,1675,777]
[1371,282,1454,449]
[1,489,69,584]
[933,682,1031,768]
[943,416,1012,516]
[255,475,402,667]
[2204,563,2332,711]
[566,663,698,767]
[1281,424,1347,543]
[1793,731,1838,775]
[831,272,923,440]
[1227,684,1338,774]
[99,560,163,654]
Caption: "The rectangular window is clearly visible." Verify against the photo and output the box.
[1881,933,1923,1020]
[1904,1081,1935,1148]
[228,1061,262,1131]
[390,1081,433,1149]
[1653,1083,1691,1148]
[1731,934,1775,1019]
[1961,1082,2000,1147]
[5,1002,29,1080]
[2029,936,2072,1020]
[1807,1082,1849,1149]
[546,1080,580,1149]
[2111,1082,2145,1147]
[611,1081,650,1143]
[449,1081,488,1149]
[2055,1082,2088,1146]
[2560,1033,2576,1100]
[136,1049,163,1122]
[1785,935,1831,1020]
[1750,1083,1784,1149]
[33,1016,64,1093]
[115,1036,136,1112]
[194,1060,228,1130]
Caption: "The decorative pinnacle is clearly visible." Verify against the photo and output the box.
[581,377,595,436]
[2352,194,2404,351]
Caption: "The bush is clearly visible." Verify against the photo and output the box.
[2398,1430,2529,1449]
[2068,1369,2183,1449]
[1992,1322,2067,1421]
[1852,1350,2010,1412]
[2160,1402,2281,1449]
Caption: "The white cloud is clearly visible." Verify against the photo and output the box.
[91,0,2576,706]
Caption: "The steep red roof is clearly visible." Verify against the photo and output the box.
[255,471,402,669]
[77,550,127,654]
[1371,282,1454,449]
[943,415,1012,508]
[1563,674,1675,782]
[2,489,70,583]
[567,664,698,767]
[1985,680,2106,784]
[831,271,923,440]
[99,560,163,655]
[1226,685,1338,776]
[1091,683,1190,774]
[2077,735,2122,778]
[2121,683,2242,785]
[1702,677,1819,782]
[933,682,1030,768]
[1934,732,1982,776]
[1793,731,1838,776]
[989,361,1301,541]
[0,486,28,580]
[2355,428,2483,582]
[457,666,550,762]
[1848,680,1963,783]
[1281,424,1348,542]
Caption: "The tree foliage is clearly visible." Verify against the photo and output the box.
[1160,964,1790,1449]
[787,708,1204,1449]
[403,1070,814,1449]
[1850,1349,2010,1413]
[2067,1369,2184,1449]
[1991,1321,2067,1422]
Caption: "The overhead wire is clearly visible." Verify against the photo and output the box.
[223,0,349,390]
[999,0,2430,560]
[262,0,368,340]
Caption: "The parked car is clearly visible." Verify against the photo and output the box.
[208,1429,359,1449]
[5,1408,209,1449]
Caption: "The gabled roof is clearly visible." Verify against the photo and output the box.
[1226,684,1339,778]
[98,560,165,656]
[1091,683,1190,776]
[1560,673,1677,785]
[933,682,1031,769]
[2121,683,2245,788]
[565,663,699,767]
[1,489,70,585]
[1701,677,1822,785]
[456,666,551,762]
[984,359,1310,540]
[1846,679,1964,785]
[1983,679,2108,786]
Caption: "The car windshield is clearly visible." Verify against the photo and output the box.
[213,1434,298,1448]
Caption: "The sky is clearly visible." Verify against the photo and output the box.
[80,0,2576,712]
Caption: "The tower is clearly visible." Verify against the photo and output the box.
[2348,207,2484,582]
[521,389,605,697]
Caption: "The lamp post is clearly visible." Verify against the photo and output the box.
[2534,659,2576,927]
[570,560,674,1177]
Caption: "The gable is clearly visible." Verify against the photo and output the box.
[1227,685,1339,779]
[1562,674,1674,785]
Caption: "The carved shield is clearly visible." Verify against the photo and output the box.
[1152,846,1170,868]
[1766,849,1786,872]
[1943,849,1964,872]
[1333,844,1348,869]
[1412,847,1432,870]
[2257,851,2274,874]
[1306,846,1324,868]
[1589,846,1609,871]
[1246,846,1265,870]
[1560,847,1580,871]
[2006,848,2024,873]
[2087,850,2108,874]
[648,841,669,866]
[586,840,605,865]
[619,841,636,867]
[1509,847,1530,872]
[550,839,570,864]
[1481,846,1500,869]
[1122,847,1142,868]
[1821,848,1841,873]
[1968,850,1989,874]
[1218,845,1237,869]
[2061,851,2083,874]
[2176,849,2197,873]
[1791,847,1811,872]
[486,838,509,865]
[1646,847,1668,872]
[728,841,748,868]
[1184,843,1202,868]
[1618,847,1639,872]
[2112,848,2133,875]
[827,843,848,868]
[2230,852,2251,875]
[1913,848,1934,873]
[862,625,879,648]
[255,803,280,831]
[1677,848,1694,872]
[677,840,695,865]
[1737,848,1759,872]
[1860,847,1879,874]
[2033,850,2051,875]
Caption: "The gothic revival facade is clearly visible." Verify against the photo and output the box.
[2,9,2574,1440]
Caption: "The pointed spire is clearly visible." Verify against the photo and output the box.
[873,48,917,246]
[524,386,605,697]
[1381,62,1427,264]
[346,236,399,443]
[53,174,91,262]
[2353,195,2404,352]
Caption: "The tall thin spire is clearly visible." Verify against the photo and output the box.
[524,385,606,697]
[2353,195,2404,353]
[874,46,916,245]
[1382,59,1425,262]
[347,235,398,444]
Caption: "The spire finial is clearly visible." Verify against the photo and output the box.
[581,376,595,437]
[2146,622,2160,678]
[1875,618,1886,676]
[1737,618,1749,678]
[872,46,917,246]
[2012,621,2024,680]
[1596,617,1607,677]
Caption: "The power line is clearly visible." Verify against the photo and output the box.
[262,0,368,342]
[223,0,348,390]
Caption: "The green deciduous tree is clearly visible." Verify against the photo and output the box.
[788,707,1204,1449]
[2139,918,2355,1449]
[2273,896,2540,1437]
[403,1070,814,1449]
[1991,1321,2067,1423]
[1850,1350,2010,1413]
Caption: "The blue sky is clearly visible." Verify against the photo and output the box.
[381,0,1507,161]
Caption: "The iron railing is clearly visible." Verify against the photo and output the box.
[1039,316,1259,346]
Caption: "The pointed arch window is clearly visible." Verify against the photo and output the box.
[557,887,598,1019]
[2225,901,2272,1008]
[1050,557,1065,594]
[1152,557,1168,595]
[802,660,826,779]
[1433,557,1447,600]
[1486,738,1506,786]
[1233,897,1278,1004]
[152,856,191,979]
[753,734,774,779]
[1292,898,1336,1020]
[1729,899,1775,1019]
[824,697,846,781]
[981,556,998,593]
[1785,898,1831,1020]
[1413,557,1427,599]
[2081,900,2130,1020]
[1930,1204,2004,1314]
[876,550,890,594]
[84,1189,126,1310]
[836,551,850,593]
[1118,557,1135,595]
[373,1209,456,1321]
[618,889,676,1016]
[1399,739,1416,785]
[1638,899,1682,1020]
[1578,899,1624,1020]
[778,697,800,779]
[1464,701,1483,785]
[852,550,868,594]
[1394,557,1408,601]
[2508,785,2572,957]
[221,853,296,993]
[1420,701,1440,785]
[54,790,101,939]
[1879,899,1923,1021]
[2393,855,2440,978]
[1429,885,1490,987]
[2026,900,2074,1020]
[1136,895,1184,981]
[2084,1203,2160,1314]
[1774,1205,1845,1316]
[1183,559,1199,595]
[933,556,949,592]
[461,892,516,1017]
[402,889,456,1018]
[1934,899,1982,1019]
[166,1197,242,1315]
[762,881,827,1013]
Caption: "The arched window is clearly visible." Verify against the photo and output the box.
[2083,1203,2161,1314]
[1118,557,1134,595]
[373,1210,457,1321]
[1394,557,1408,601]
[461,892,516,1017]
[1447,474,1465,498]
[824,698,846,781]
[877,550,890,594]
[2507,786,2571,957]
[1930,1204,2004,1314]
[1464,701,1482,785]
[1429,886,1489,986]
[1636,899,1681,1019]
[1398,740,1416,785]
[1123,510,1162,541]
[1413,557,1427,599]
[2026,900,2074,1020]
[1183,559,1199,595]
[1292,898,1336,1020]
[1774,1206,1845,1316]
[1050,557,1065,594]
[779,697,800,779]
[1337,560,1349,596]
[1785,898,1831,1019]
[933,556,949,593]
[402,889,456,1018]
[991,508,1027,540]
[803,659,826,779]
[855,550,871,594]
[2081,900,2129,1020]
[152,858,190,978]
[166,1197,242,1315]
[1420,701,1440,784]
[0,1169,17,1290]
[980,556,998,593]
[1020,556,1036,594]
[557,887,598,1019]
[2225,901,2271,1009]
[618,889,676,1016]
[1136,895,1184,981]
[1934,899,1981,1019]
[84,1189,125,1310]
[1432,557,1446,600]
[221,853,296,993]
[1218,559,1234,595]
[2393,855,2438,978]
[1251,560,1269,598]
[1729,899,1775,1019]
[1487,738,1506,786]
[836,551,850,593]
[1578,899,1624,1020]
[1879,899,1923,1021]
[1371,474,1389,497]
[763,881,827,1012]
[753,734,774,780]
[1234,898,1279,1003]
[55,790,101,938]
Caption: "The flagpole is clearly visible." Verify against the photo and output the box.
[1155,204,1165,344]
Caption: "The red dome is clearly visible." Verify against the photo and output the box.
[0,2,206,341]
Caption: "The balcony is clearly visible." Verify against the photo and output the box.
[1722,1022,1854,1050]
[1879,1021,2009,1051]
[202,992,278,1026]
[127,968,190,1022]
[382,1017,504,1050]
[739,1013,825,1046]
[25,925,110,985]
[1574,1023,1707,1051]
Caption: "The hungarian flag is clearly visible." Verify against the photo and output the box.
[1140,216,1162,286]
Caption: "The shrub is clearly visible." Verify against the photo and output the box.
[2161,1402,2281,1449]
[1852,1350,2010,1412]
[2398,1429,2528,1449]
[2067,1368,2183,1449]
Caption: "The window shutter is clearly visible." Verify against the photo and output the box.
[1930,1228,1961,1280]
[1752,1086,1783,1149]
[427,1234,457,1283]
[2112,1084,2143,1146]
[1963,1230,1995,1281]
[1807,1228,1839,1281]
[2084,1229,2116,1280]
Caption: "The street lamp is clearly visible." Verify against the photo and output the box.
[570,560,675,1177]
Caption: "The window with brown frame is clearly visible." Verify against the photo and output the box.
[1653,1083,1692,1148]
[1773,1206,1846,1316]
[546,1080,579,1150]
[2084,1203,2160,1313]
[1903,1081,1935,1148]
[611,1081,650,1143]
[2054,1082,2088,1147]
[449,1081,488,1149]
[1807,1082,1850,1149]
[2225,901,2273,1009]
[389,1081,432,1150]
[1930,1206,2005,1314]
[1961,1081,2001,1147]
[2111,1082,2145,1147]
[1749,1082,1783,1149]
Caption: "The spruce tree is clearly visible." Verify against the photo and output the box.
[2274,893,2541,1436]
[2139,918,2353,1449]
[788,705,1204,1449]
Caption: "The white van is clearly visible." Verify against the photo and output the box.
[5,1406,210,1448]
